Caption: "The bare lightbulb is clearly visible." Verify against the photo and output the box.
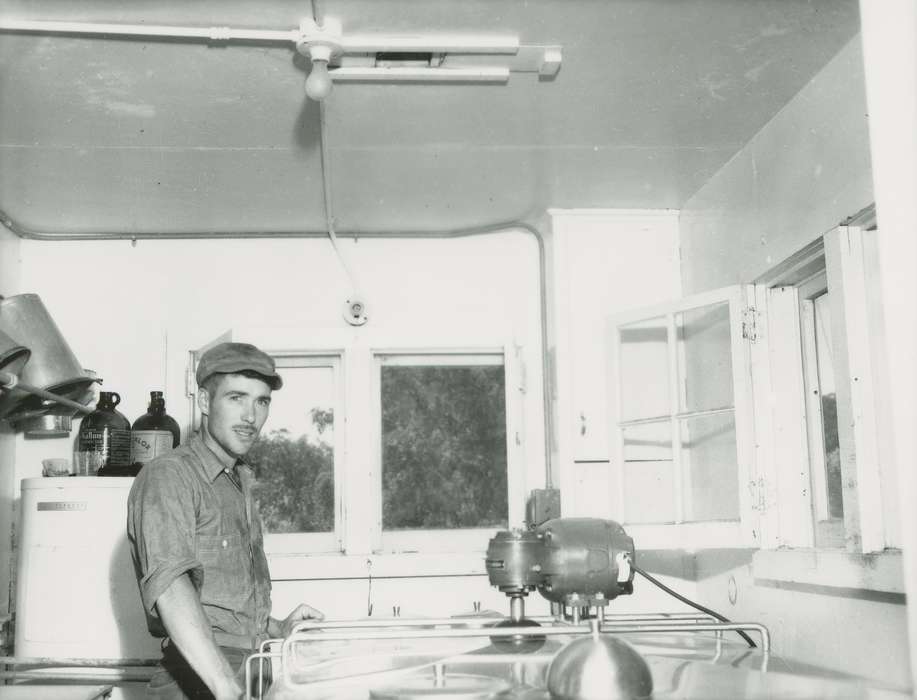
[305,58,332,101]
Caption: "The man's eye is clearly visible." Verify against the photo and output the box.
[257,398,271,407]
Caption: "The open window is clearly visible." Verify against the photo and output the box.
[755,214,893,553]
[797,271,846,548]
[607,286,756,548]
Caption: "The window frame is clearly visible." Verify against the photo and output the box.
[369,348,525,554]
[258,353,345,556]
[606,285,757,550]
[796,272,846,548]
[753,219,889,554]
[188,340,346,555]
[190,329,530,560]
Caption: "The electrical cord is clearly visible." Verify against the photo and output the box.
[631,564,757,648]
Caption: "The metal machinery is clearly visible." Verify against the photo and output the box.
[484,518,636,628]
[241,515,909,699]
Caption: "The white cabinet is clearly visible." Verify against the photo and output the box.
[549,210,680,515]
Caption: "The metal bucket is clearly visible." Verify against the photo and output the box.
[0,294,94,420]
[0,326,30,376]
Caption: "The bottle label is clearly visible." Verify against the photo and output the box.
[131,430,175,464]
[76,428,132,473]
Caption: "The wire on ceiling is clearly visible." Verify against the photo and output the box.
[317,99,362,300]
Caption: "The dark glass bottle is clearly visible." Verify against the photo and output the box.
[75,391,132,476]
[131,391,180,468]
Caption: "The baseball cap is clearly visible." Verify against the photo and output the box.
[195,342,283,390]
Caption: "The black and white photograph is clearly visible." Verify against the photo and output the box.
[0,1,915,699]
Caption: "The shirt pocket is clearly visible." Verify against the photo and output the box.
[196,533,250,603]
[198,533,244,555]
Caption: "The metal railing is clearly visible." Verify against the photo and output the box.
[243,614,770,700]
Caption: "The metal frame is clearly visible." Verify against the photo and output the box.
[243,615,771,700]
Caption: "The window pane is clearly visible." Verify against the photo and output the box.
[622,421,674,524]
[381,364,507,530]
[813,292,843,519]
[619,317,669,421]
[247,365,335,534]
[678,302,734,413]
[680,412,739,521]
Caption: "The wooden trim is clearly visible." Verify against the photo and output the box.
[753,548,904,595]
[765,285,815,547]
[840,203,877,230]
[755,238,826,287]
[748,283,780,548]
[798,280,830,522]
[730,286,758,545]
[667,313,684,523]
[827,226,885,552]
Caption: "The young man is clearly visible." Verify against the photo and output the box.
[128,342,323,700]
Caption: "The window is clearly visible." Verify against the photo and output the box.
[756,214,893,553]
[188,335,527,558]
[375,353,514,553]
[608,286,755,548]
[246,355,342,554]
[797,272,845,547]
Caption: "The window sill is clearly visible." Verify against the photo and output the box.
[625,521,746,550]
[752,548,904,596]
[267,551,488,581]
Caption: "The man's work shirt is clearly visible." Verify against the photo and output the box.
[127,434,272,646]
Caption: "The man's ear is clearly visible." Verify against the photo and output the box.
[197,387,211,417]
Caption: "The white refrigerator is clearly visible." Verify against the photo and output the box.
[15,477,160,660]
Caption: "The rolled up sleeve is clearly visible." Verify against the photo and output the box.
[127,459,203,618]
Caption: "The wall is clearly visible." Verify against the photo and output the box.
[680,36,873,293]
[679,35,910,689]
[6,223,706,646]
[8,230,552,622]
[0,222,21,618]
[696,553,909,688]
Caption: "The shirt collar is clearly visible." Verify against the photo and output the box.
[189,434,250,483]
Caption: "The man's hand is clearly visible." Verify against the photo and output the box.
[268,603,325,638]
[213,677,245,700]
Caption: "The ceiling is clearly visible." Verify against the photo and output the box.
[0,0,861,237]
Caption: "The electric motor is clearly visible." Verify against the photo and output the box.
[485,517,635,608]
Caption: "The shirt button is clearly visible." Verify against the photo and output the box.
[222,539,228,548]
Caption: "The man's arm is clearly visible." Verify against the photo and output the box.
[156,573,243,700]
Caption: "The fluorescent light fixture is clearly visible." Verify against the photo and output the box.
[0,17,558,100]
[330,66,510,83]
[340,34,519,54]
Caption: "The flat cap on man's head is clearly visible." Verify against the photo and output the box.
[196,342,283,390]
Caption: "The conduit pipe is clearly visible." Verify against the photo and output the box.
[0,18,519,54]
[0,19,298,43]
[1,215,557,490]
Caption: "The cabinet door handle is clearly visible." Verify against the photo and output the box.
[579,412,587,436]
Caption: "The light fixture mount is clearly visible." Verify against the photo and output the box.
[295,18,343,62]
[296,19,343,101]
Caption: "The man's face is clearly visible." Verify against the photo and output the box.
[199,373,272,460]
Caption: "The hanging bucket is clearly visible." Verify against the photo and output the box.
[0,294,95,420]
[0,326,30,376]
